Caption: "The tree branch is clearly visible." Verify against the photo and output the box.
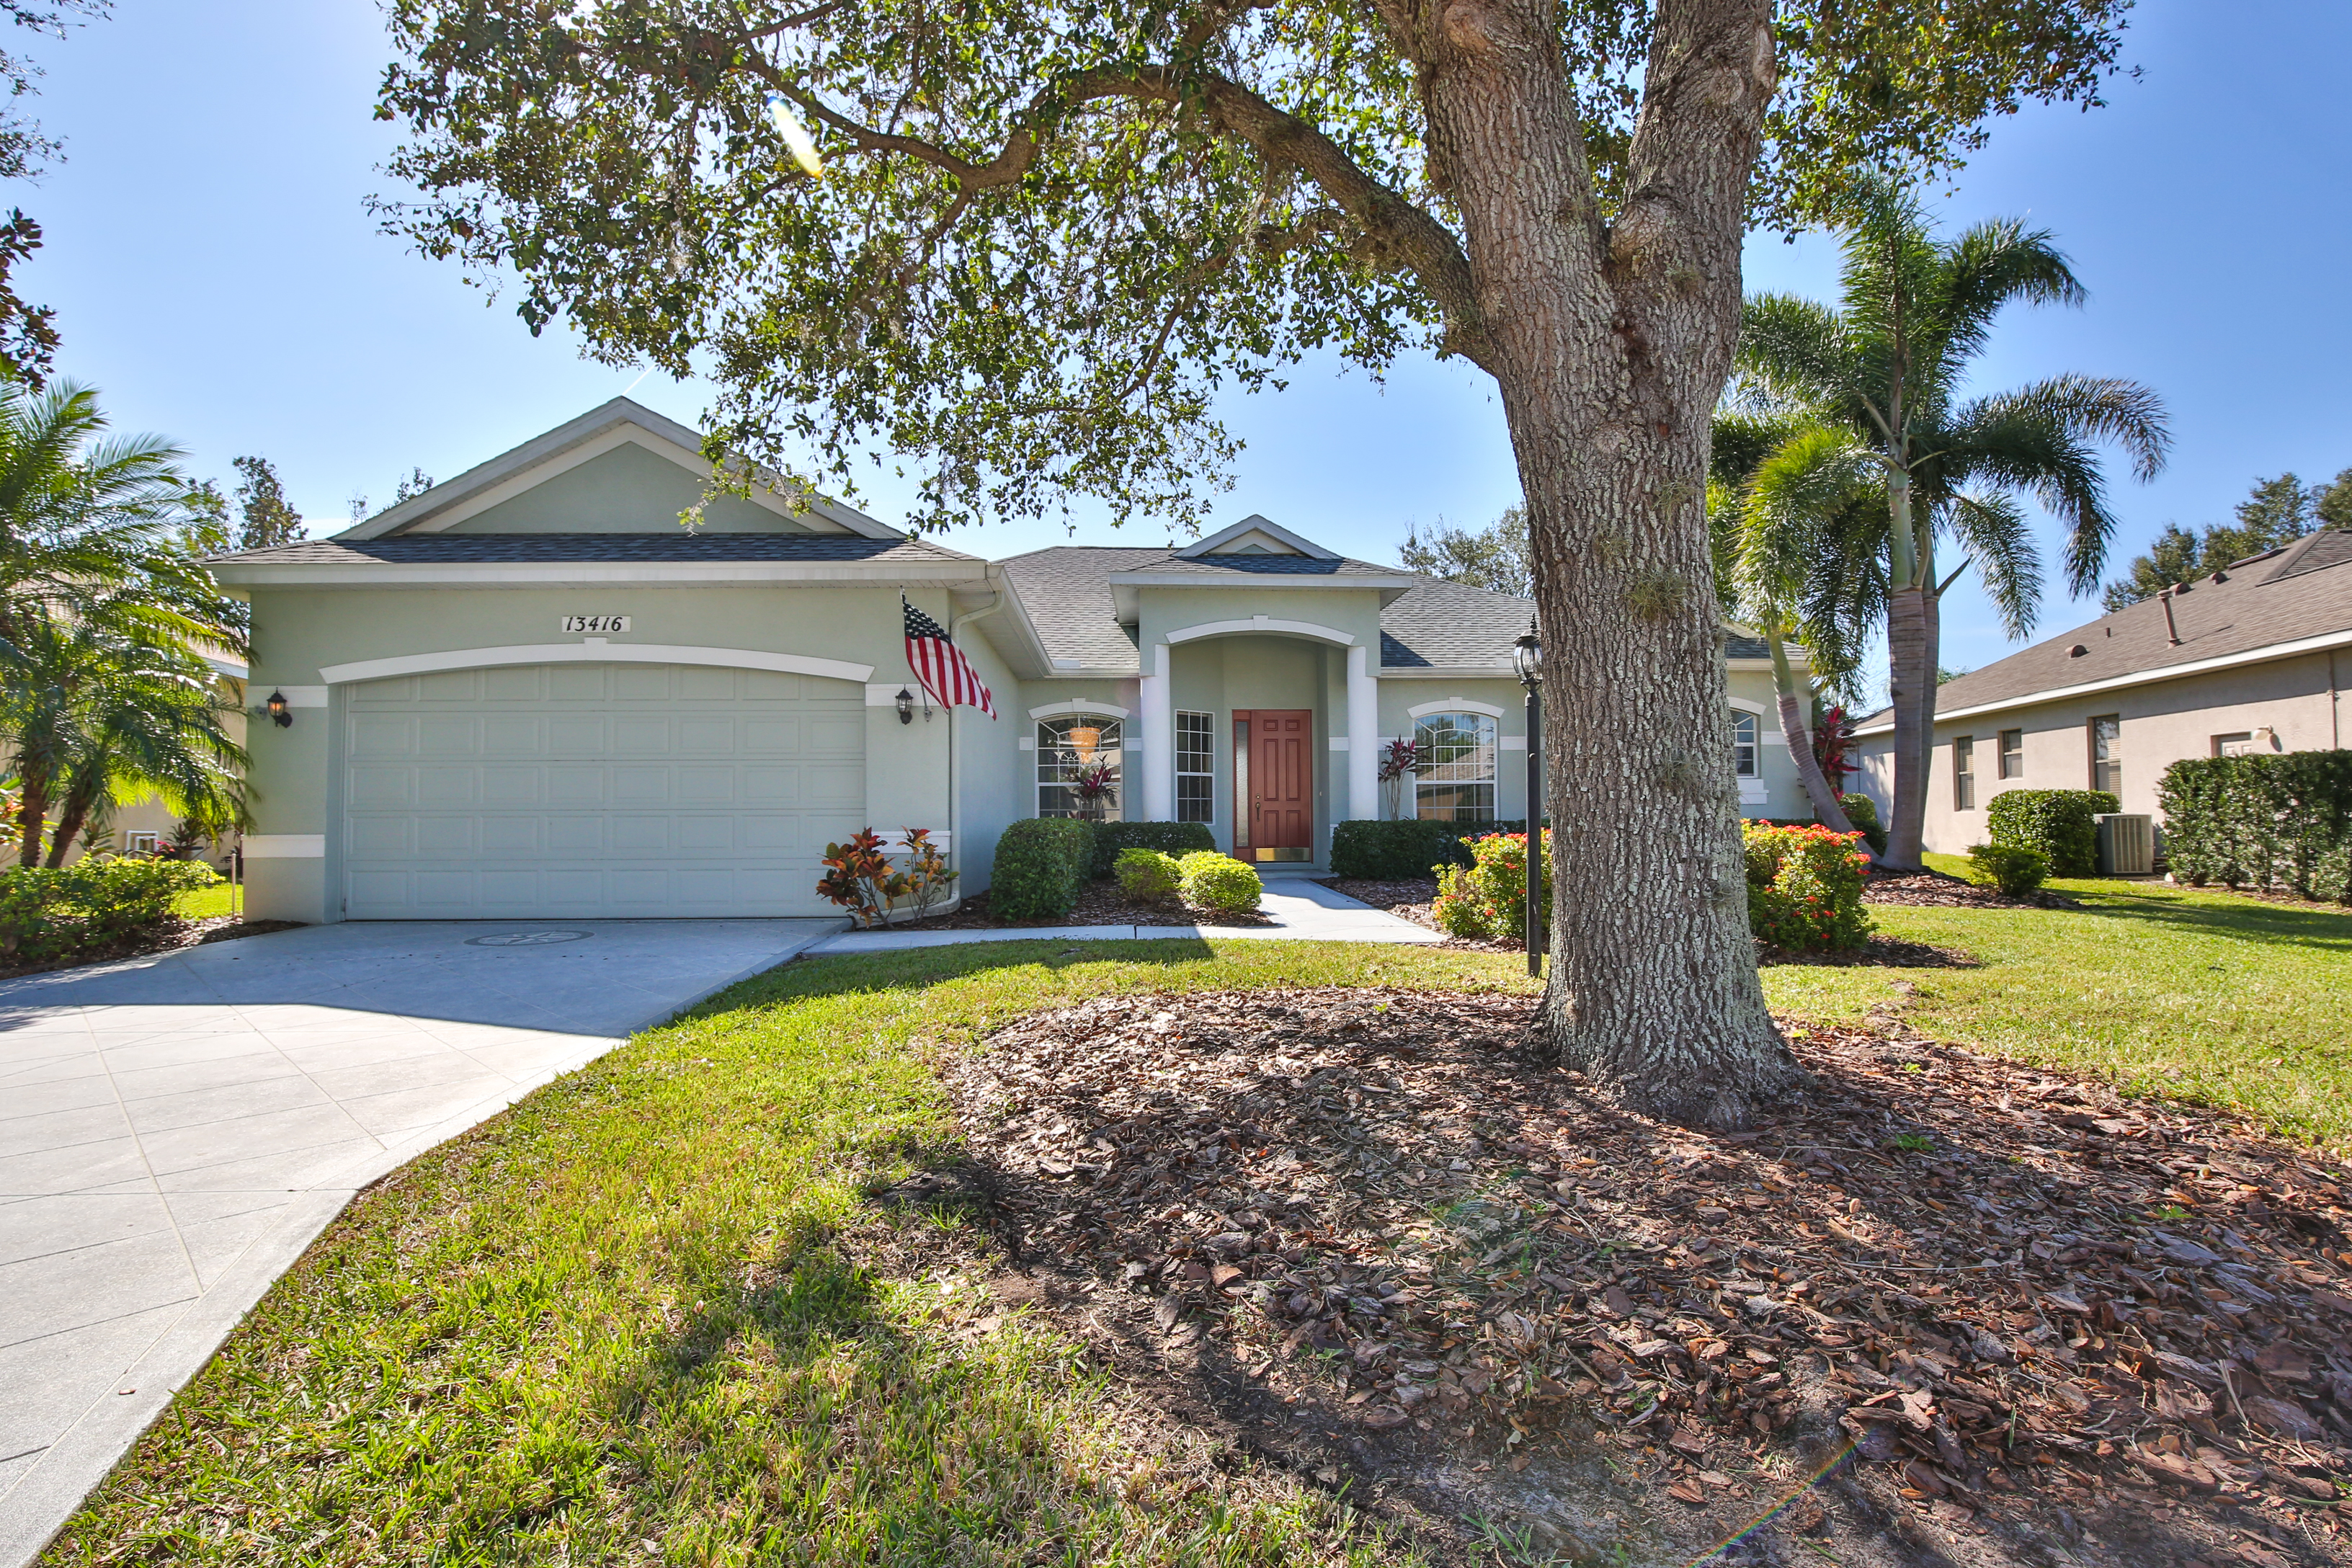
[1612,0,1775,279]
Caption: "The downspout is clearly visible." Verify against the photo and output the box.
[948,571,1006,898]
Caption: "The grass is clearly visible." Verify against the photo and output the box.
[171,878,240,920]
[48,877,2352,1559]
[48,940,1524,1567]
[1758,852,2352,1150]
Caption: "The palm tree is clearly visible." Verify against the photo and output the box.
[1734,180,2168,870]
[0,377,247,669]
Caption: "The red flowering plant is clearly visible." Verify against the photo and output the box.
[1740,820,1872,953]
[1376,738,1421,819]
[1430,829,1551,941]
[1813,705,1858,790]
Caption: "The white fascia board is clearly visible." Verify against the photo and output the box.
[978,568,1063,680]
[1725,658,1778,672]
[1105,571,1417,590]
[1174,515,1338,559]
[1850,625,2352,736]
[1376,664,1514,680]
[208,560,989,589]
[339,398,903,541]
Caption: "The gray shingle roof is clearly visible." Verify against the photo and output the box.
[1859,525,2352,727]
[210,533,979,566]
[997,547,1154,669]
[1378,575,1530,669]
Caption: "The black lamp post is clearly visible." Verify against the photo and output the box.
[1511,620,1544,977]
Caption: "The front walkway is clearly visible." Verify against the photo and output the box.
[808,872,1443,953]
[0,917,834,1567]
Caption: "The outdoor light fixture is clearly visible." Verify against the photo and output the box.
[1512,619,1544,978]
[264,690,292,729]
[895,687,916,725]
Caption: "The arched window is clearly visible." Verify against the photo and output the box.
[1037,713,1123,819]
[1732,711,1759,778]
[1413,711,1497,821]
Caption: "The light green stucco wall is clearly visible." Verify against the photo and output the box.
[439,444,821,534]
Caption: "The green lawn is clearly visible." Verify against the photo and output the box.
[172,878,240,920]
[1760,855,2352,1150]
[48,941,1522,1566]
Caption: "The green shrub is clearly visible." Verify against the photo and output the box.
[1113,847,1182,905]
[1985,788,2119,878]
[1086,820,1217,881]
[989,819,1096,920]
[1840,793,1887,857]
[1330,818,1530,880]
[1176,850,1261,913]
[1741,821,1871,953]
[1965,842,2049,899]
[2159,750,2352,901]
[0,858,223,963]
[1429,830,1551,940]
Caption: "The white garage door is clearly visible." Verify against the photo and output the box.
[342,662,864,918]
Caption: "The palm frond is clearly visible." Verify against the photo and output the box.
[1942,491,2041,638]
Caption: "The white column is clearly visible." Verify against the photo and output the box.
[1139,641,1174,821]
[1345,644,1380,820]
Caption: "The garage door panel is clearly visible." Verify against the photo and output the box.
[344,662,863,918]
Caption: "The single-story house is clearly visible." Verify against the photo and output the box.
[1852,525,2352,854]
[209,399,1812,922]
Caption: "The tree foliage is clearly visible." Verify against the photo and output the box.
[373,0,2137,533]
[231,454,306,551]
[2100,468,2351,610]
[1398,507,1528,596]
[0,1,108,387]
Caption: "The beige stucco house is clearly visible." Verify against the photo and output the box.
[1852,526,2352,854]
[208,399,1809,923]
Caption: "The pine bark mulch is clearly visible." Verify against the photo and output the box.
[1865,870,2082,912]
[883,882,1273,932]
[899,988,2351,1567]
[0,914,303,984]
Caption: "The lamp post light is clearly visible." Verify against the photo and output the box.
[1511,619,1544,978]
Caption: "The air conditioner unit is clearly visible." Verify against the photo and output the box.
[2096,813,2154,876]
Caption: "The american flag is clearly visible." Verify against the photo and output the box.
[903,597,997,718]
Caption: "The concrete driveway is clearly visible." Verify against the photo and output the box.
[0,917,834,1564]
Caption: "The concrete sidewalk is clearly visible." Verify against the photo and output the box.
[0,917,833,1566]
[807,873,1443,953]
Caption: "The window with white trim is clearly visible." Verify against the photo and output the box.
[1732,711,1759,778]
[1413,711,1497,821]
[1037,714,1123,820]
[1175,710,1214,823]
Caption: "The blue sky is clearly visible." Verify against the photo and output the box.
[14,1,2351,695]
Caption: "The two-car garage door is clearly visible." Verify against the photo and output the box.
[342,662,863,918]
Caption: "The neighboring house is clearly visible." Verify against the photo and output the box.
[208,399,1810,923]
[1853,526,2352,854]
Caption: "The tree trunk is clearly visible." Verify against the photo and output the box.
[45,785,95,868]
[1883,583,1932,870]
[1768,629,1854,833]
[14,770,45,868]
[1425,0,1797,1127]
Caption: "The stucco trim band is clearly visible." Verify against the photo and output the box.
[1163,618,1355,647]
[1405,697,1506,719]
[316,644,876,685]
[1027,700,1131,719]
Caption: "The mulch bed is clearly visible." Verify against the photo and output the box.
[898,989,2352,1567]
[0,914,303,983]
[885,881,1272,931]
[1866,869,2082,912]
[1321,878,1974,968]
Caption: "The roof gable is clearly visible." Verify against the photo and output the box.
[339,398,899,541]
[1174,514,1338,560]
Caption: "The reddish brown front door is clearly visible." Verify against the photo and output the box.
[1242,709,1312,857]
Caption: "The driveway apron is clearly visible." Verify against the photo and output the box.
[0,917,834,1564]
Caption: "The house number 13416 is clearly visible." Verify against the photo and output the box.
[562,615,631,633]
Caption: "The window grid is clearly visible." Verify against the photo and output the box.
[1175,710,1215,824]
[1036,714,1123,820]
[1954,735,1976,811]
[1732,712,1759,778]
[1998,729,2024,780]
[1414,712,1497,821]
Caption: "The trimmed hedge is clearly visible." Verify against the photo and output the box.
[1840,793,1887,857]
[1087,820,1216,881]
[1966,842,2049,899]
[1986,788,2119,878]
[989,819,1096,920]
[1177,851,1262,913]
[0,859,221,964]
[1742,821,1872,953]
[2159,751,2352,902]
[1330,818,1531,880]
[1113,847,1182,904]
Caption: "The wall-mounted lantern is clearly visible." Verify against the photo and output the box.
[264,690,293,729]
[895,687,916,726]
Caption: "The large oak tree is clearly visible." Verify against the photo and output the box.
[377,0,2134,1126]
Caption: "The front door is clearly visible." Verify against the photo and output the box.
[1240,709,1312,860]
